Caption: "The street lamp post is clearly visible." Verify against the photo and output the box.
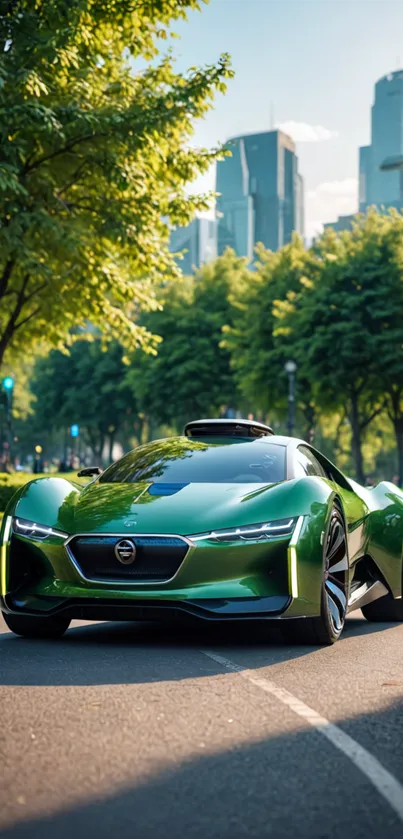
[34,444,43,474]
[284,360,297,437]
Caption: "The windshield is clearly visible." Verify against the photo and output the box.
[100,438,286,485]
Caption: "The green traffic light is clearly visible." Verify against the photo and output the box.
[3,376,14,390]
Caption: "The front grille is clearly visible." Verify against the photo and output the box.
[67,535,189,583]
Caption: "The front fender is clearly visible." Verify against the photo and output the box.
[0,478,82,600]
[10,477,81,532]
[282,478,336,617]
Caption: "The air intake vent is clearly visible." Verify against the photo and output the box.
[184,419,274,439]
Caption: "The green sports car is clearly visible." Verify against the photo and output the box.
[1,418,403,645]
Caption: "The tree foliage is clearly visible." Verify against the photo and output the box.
[272,211,403,482]
[31,340,135,462]
[126,250,247,430]
[223,235,315,433]
[222,211,403,482]
[13,209,403,483]
[0,0,232,365]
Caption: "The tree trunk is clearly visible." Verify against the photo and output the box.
[386,390,403,488]
[108,433,115,464]
[84,430,100,465]
[94,432,104,466]
[392,417,403,488]
[349,394,365,484]
[302,402,315,445]
[136,417,144,446]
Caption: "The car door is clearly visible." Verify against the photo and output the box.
[297,445,369,564]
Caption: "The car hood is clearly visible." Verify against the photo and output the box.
[55,480,298,536]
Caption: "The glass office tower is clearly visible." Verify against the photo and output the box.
[359,145,371,211]
[170,218,217,274]
[359,70,403,211]
[216,130,304,258]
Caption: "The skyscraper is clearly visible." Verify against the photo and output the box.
[216,130,304,259]
[323,214,355,233]
[359,145,371,211]
[296,172,305,242]
[359,70,403,211]
[170,217,217,274]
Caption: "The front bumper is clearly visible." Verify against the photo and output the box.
[1,516,323,620]
[1,593,291,622]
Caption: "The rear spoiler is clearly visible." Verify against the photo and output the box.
[184,418,274,439]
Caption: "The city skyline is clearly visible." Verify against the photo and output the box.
[169,0,403,239]
[172,62,403,260]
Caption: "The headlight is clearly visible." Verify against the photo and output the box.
[12,518,68,541]
[191,517,297,543]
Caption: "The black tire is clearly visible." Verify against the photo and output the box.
[2,611,70,639]
[362,594,403,622]
[281,505,349,646]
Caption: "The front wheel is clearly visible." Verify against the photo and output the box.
[281,505,349,645]
[2,611,70,639]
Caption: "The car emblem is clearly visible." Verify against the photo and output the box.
[124,520,137,528]
[114,539,136,565]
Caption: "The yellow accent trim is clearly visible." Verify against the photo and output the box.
[0,516,12,596]
[288,516,305,599]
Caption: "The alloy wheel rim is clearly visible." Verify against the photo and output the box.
[324,512,348,635]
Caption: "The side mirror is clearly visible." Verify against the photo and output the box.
[77,466,102,478]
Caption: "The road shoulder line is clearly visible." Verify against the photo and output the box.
[201,649,403,823]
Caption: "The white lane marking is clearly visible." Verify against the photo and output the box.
[202,650,403,823]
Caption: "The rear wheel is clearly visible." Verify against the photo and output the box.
[2,611,70,639]
[282,505,349,645]
[362,594,403,622]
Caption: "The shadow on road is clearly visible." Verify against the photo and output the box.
[0,696,402,839]
[0,614,398,688]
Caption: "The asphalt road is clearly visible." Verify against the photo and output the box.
[1,613,403,839]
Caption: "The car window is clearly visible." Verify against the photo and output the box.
[100,438,286,484]
[100,439,287,484]
[295,445,329,479]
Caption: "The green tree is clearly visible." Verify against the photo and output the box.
[127,250,246,431]
[350,210,403,485]
[31,340,135,463]
[224,235,316,436]
[0,0,232,366]
[274,218,393,483]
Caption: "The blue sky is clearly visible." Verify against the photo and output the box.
[167,0,403,238]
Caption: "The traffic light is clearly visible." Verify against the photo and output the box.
[2,376,14,391]
[2,376,14,410]
[1,376,14,451]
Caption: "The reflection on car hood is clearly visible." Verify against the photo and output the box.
[58,480,293,536]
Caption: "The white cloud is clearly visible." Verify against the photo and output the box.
[277,121,338,143]
[185,165,216,219]
[307,178,358,197]
[305,178,358,240]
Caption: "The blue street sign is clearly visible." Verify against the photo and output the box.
[70,424,79,438]
[3,376,14,390]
